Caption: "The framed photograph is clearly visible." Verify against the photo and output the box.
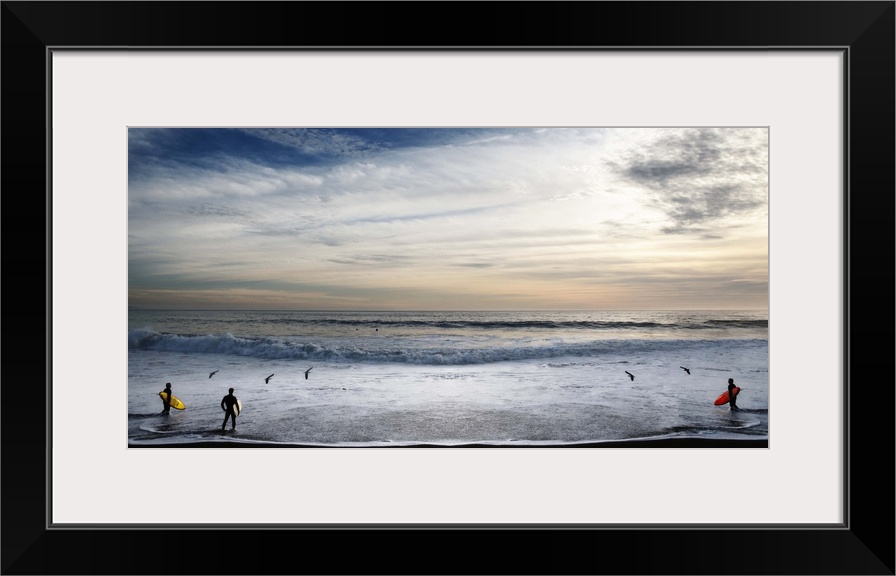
[124,124,771,454]
[4,1,892,574]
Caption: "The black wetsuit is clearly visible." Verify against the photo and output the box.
[221,393,238,430]
[162,387,172,413]
[728,382,738,410]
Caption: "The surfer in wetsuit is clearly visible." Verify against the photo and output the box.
[221,388,238,431]
[727,378,739,411]
[161,383,172,414]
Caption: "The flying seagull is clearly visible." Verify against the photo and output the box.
[265,373,274,384]
[209,370,219,379]
[625,371,634,381]
[304,367,313,380]
[680,366,690,375]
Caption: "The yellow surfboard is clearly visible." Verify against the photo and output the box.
[159,391,186,410]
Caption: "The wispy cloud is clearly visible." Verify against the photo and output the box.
[238,128,385,157]
[128,127,769,310]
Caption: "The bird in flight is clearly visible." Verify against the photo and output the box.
[209,370,219,379]
[680,366,690,375]
[265,373,274,384]
[304,367,313,380]
[625,371,634,381]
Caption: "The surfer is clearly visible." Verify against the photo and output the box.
[625,371,634,381]
[727,378,739,411]
[221,388,239,430]
[305,367,313,380]
[161,383,172,414]
[265,373,274,384]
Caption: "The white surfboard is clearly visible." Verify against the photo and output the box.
[223,399,243,417]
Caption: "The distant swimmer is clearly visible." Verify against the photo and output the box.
[209,370,219,379]
[680,366,690,375]
[625,371,634,381]
[265,373,274,384]
[304,367,313,380]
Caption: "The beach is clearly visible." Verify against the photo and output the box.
[130,437,769,448]
[128,310,769,448]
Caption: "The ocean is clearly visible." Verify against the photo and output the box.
[127,310,769,447]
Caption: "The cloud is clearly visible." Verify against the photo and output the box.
[328,253,415,266]
[239,128,385,158]
[614,128,768,234]
[187,202,252,219]
[128,127,769,310]
[623,129,725,183]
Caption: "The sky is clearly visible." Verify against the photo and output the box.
[128,127,768,311]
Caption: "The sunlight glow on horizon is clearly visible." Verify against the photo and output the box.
[129,127,769,311]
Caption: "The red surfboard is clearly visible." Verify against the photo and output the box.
[714,387,741,406]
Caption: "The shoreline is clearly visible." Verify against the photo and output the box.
[129,437,768,449]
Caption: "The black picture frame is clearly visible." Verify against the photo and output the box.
[3,2,893,574]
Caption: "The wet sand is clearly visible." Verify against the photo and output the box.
[130,437,768,448]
